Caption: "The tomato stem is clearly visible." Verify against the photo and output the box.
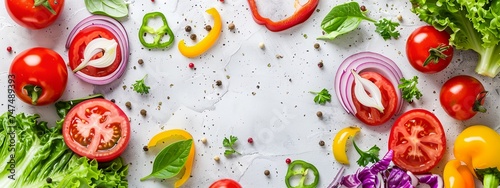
[24,85,42,105]
[473,91,488,113]
[33,0,57,15]
[423,44,450,66]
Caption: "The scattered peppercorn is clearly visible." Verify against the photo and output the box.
[316,111,323,118]
[228,23,235,30]
[110,99,116,103]
[319,140,325,146]
[216,80,222,86]
[185,25,192,32]
[201,137,207,143]
[264,170,270,176]
[140,109,147,116]
[247,137,254,144]
[190,34,197,40]
[188,62,195,69]
[214,155,220,161]
[397,14,403,21]
[285,158,291,164]
[143,145,149,151]
[6,46,12,53]
[205,25,212,31]
[46,177,52,183]
[314,43,320,49]
[259,42,265,49]
[318,61,324,68]
[360,5,367,11]
[125,101,132,109]
[138,59,144,65]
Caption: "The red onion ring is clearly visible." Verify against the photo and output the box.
[66,15,129,85]
[335,51,403,115]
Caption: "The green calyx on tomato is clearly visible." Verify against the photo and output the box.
[406,25,453,73]
[62,98,130,162]
[440,75,487,120]
[285,160,319,188]
[423,44,451,66]
[139,12,174,49]
[389,109,446,174]
[34,0,57,14]
[9,47,68,106]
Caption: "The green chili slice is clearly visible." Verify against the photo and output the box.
[285,160,320,188]
[138,12,174,48]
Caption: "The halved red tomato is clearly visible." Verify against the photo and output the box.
[351,71,398,126]
[68,26,122,77]
[62,98,130,162]
[389,109,446,174]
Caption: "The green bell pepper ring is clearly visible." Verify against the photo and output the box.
[285,160,320,188]
[138,12,174,48]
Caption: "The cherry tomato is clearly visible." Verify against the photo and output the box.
[351,71,398,126]
[209,179,242,188]
[5,0,64,29]
[62,98,130,162]
[9,47,68,106]
[406,25,453,73]
[440,75,486,120]
[389,109,446,174]
[68,26,122,77]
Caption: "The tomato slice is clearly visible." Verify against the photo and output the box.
[209,179,242,188]
[351,71,398,126]
[68,26,122,77]
[62,98,130,162]
[389,109,446,174]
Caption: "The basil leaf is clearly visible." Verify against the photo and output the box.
[84,0,129,19]
[140,139,193,181]
[318,2,375,40]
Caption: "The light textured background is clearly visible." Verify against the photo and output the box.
[1,0,497,187]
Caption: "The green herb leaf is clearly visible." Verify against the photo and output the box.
[398,76,423,103]
[353,140,380,167]
[84,0,129,19]
[141,139,193,181]
[54,94,104,118]
[223,135,241,156]
[374,18,401,40]
[132,74,151,94]
[310,89,331,105]
[318,2,375,40]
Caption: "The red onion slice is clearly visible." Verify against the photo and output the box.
[66,15,129,85]
[335,51,403,115]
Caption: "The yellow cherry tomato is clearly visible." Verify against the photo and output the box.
[332,126,360,164]
[148,129,196,188]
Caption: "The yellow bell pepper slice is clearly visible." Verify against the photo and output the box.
[178,7,222,58]
[444,159,475,188]
[147,129,195,188]
[332,126,360,165]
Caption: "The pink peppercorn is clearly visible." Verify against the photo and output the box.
[247,137,253,143]
[188,63,195,69]
[285,158,291,164]
[6,46,12,53]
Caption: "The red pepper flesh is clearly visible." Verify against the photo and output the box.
[247,0,319,32]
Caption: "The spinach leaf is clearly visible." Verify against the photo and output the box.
[84,0,129,19]
[141,139,193,181]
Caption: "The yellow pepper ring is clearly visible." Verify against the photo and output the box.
[178,7,222,58]
[332,126,360,165]
[147,129,195,188]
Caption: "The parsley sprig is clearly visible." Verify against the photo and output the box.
[353,140,380,167]
[374,18,400,40]
[398,76,423,103]
[223,135,241,156]
[310,88,331,105]
[132,74,151,94]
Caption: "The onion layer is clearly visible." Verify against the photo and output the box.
[335,51,403,115]
[66,15,129,85]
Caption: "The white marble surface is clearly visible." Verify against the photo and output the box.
[1,0,498,187]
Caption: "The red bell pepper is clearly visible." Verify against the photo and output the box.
[247,0,319,32]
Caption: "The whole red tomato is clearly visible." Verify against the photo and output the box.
[209,179,242,188]
[63,98,130,162]
[440,75,486,120]
[352,71,398,126]
[389,109,446,174]
[406,25,453,73]
[5,0,65,29]
[9,47,68,105]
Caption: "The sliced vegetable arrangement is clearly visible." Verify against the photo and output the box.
[0,112,128,187]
